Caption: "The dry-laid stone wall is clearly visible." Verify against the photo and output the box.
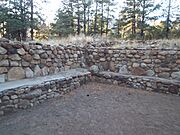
[0,41,180,82]
[0,69,91,116]
[0,40,179,116]
[85,47,180,80]
[91,71,180,95]
[0,42,85,82]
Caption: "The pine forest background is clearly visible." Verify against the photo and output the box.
[0,0,180,41]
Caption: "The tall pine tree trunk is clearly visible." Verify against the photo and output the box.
[77,0,80,35]
[132,0,136,36]
[21,0,27,41]
[30,0,34,40]
[166,0,171,39]
[94,0,98,34]
[70,2,74,34]
[106,6,110,36]
[140,0,145,39]
[101,0,104,36]
[83,4,86,35]
[87,6,90,35]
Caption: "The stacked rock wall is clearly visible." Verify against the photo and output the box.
[0,72,90,116]
[0,42,84,82]
[0,42,180,82]
[85,47,180,80]
[91,71,180,95]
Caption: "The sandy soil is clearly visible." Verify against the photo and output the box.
[0,82,180,135]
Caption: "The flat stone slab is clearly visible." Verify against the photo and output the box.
[0,68,90,92]
[97,71,180,85]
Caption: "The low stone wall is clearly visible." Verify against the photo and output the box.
[0,70,91,116]
[91,71,180,95]
[0,42,84,82]
[0,41,180,82]
[0,68,179,116]
[85,47,180,80]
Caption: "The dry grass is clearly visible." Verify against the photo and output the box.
[40,34,93,47]
[113,39,180,49]
[38,34,180,49]
[39,34,118,46]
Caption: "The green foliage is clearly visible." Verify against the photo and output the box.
[52,9,74,37]
[0,0,44,41]
[52,0,116,37]
[1,0,180,40]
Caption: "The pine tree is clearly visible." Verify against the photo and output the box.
[0,0,44,41]
[52,9,74,36]
[120,0,140,38]
[138,0,160,39]
[94,0,99,34]
[162,0,179,38]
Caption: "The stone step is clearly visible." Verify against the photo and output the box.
[0,68,90,92]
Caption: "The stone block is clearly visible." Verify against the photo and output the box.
[9,54,21,60]
[22,89,42,100]
[33,54,40,60]
[17,48,26,55]
[0,67,8,74]
[10,61,20,66]
[146,70,155,76]
[159,72,170,79]
[23,54,32,62]
[118,65,129,74]
[143,59,151,64]
[0,46,7,54]
[132,67,146,76]
[109,62,116,72]
[0,60,9,66]
[100,58,106,62]
[25,67,34,78]
[34,65,42,77]
[11,95,18,100]
[0,74,6,83]
[42,67,49,76]
[8,67,25,81]
[132,63,139,68]
[171,72,180,80]
[89,65,99,74]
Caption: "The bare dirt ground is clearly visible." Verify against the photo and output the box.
[0,82,180,135]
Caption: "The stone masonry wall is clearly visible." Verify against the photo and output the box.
[91,71,180,95]
[0,42,84,82]
[0,42,180,82]
[0,73,90,116]
[85,47,180,80]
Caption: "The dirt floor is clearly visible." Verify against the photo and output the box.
[0,82,180,135]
